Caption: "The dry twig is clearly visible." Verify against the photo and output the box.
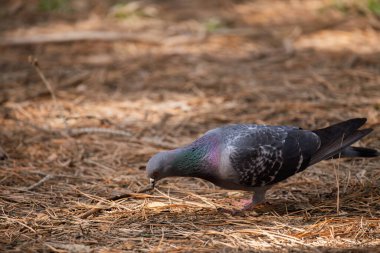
[78,185,154,219]
[1,31,162,45]
[24,174,54,191]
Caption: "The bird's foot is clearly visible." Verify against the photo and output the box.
[217,199,265,216]
[233,199,266,211]
[232,199,252,208]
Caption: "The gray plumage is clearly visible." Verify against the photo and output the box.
[146,118,378,211]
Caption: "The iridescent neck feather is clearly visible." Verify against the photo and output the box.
[169,134,220,178]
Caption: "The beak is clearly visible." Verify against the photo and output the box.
[149,178,155,188]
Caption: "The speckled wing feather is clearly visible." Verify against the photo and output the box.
[223,125,321,187]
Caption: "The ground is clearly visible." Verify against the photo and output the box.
[1,0,380,252]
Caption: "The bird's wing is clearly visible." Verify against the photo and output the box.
[226,125,320,187]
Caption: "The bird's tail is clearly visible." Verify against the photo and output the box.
[332,146,379,159]
[309,118,378,165]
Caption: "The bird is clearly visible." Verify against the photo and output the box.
[146,118,378,211]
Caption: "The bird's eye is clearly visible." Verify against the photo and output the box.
[153,171,159,178]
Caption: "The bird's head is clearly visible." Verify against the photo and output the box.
[146,151,174,184]
[146,143,210,187]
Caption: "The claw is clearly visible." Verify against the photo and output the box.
[232,199,252,208]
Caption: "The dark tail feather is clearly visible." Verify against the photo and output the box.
[312,118,367,147]
[332,146,379,158]
[309,118,374,165]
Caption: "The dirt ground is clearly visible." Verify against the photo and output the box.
[1,0,380,252]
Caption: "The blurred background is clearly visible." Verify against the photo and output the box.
[1,0,380,252]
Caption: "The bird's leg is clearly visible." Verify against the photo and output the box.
[241,186,270,211]
[218,186,271,215]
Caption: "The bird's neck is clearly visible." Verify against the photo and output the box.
[169,136,219,178]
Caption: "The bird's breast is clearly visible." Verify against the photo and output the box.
[216,144,240,183]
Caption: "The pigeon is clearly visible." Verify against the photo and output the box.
[146,118,378,211]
